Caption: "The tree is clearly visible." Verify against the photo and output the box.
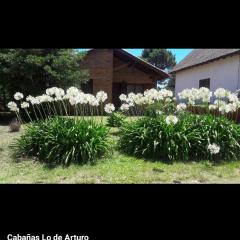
[0,49,89,109]
[141,49,176,70]
[142,49,176,91]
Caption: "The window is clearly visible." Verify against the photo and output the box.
[199,78,210,89]
[127,84,144,94]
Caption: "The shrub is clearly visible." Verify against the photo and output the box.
[118,114,240,162]
[13,117,111,165]
[9,118,21,132]
[107,112,126,127]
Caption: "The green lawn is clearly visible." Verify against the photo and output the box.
[1,119,240,183]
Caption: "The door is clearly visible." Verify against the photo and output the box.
[112,82,127,108]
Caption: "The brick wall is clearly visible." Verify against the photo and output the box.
[80,49,113,102]
[80,50,158,103]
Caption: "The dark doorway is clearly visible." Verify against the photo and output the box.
[112,82,127,108]
[81,79,93,94]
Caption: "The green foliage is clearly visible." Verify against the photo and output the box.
[107,112,126,127]
[141,49,176,70]
[119,114,240,162]
[145,101,176,117]
[13,117,111,165]
[0,49,89,104]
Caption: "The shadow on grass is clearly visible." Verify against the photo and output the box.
[117,147,240,166]
[10,144,111,170]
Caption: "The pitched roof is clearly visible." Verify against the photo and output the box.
[87,49,170,79]
[170,49,240,73]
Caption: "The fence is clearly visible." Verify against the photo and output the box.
[188,106,240,123]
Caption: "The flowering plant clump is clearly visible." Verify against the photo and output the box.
[8,86,240,163]
[178,87,240,118]
[8,87,115,165]
[119,113,240,162]
[118,88,175,116]
[13,117,111,165]
[7,87,115,124]
[178,87,212,105]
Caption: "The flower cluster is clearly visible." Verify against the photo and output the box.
[178,87,240,114]
[104,103,115,114]
[165,115,178,125]
[207,143,220,155]
[21,102,30,109]
[176,103,187,112]
[178,87,212,105]
[7,101,19,112]
[14,92,24,101]
[7,87,114,124]
[119,88,174,113]
[214,88,230,99]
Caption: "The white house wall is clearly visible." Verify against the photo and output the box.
[175,54,240,96]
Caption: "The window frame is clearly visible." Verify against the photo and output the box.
[199,78,210,89]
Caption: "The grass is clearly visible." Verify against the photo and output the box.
[1,117,240,183]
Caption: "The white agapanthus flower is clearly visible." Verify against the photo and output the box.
[119,94,127,102]
[56,88,65,97]
[166,115,178,125]
[96,91,108,102]
[214,88,230,99]
[176,103,187,111]
[46,87,65,98]
[209,104,218,110]
[83,94,92,104]
[90,99,100,107]
[46,87,56,96]
[207,143,220,155]
[14,92,24,101]
[36,94,53,103]
[104,103,115,114]
[75,92,86,104]
[21,102,30,109]
[7,101,19,112]
[178,87,212,104]
[199,87,212,103]
[161,89,173,98]
[214,99,226,106]
[120,103,130,112]
[228,93,239,103]
[225,104,233,113]
[66,87,80,97]
[26,95,35,103]
[30,97,41,105]
[69,97,77,106]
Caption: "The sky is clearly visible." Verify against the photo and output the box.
[78,49,193,63]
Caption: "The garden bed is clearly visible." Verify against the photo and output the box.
[1,122,240,183]
[3,86,240,183]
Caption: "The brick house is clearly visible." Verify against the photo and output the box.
[80,49,169,107]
